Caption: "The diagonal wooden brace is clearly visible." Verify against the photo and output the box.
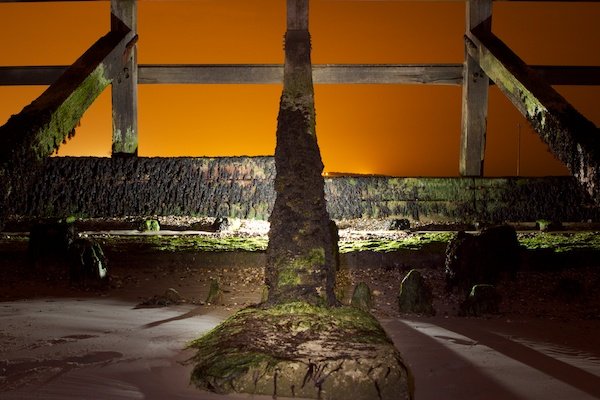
[0,28,135,165]
[467,19,600,204]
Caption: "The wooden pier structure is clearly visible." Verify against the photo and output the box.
[1,0,600,222]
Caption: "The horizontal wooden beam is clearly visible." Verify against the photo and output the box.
[139,64,283,84]
[313,64,463,84]
[0,66,66,85]
[2,64,599,86]
[467,21,600,204]
[318,0,600,2]
[0,0,104,2]
[140,64,466,85]
[3,0,600,2]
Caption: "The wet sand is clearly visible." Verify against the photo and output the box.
[2,297,600,400]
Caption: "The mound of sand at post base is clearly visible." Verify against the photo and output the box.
[187,302,414,400]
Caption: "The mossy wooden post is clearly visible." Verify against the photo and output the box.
[188,3,413,397]
[111,0,138,156]
[265,0,337,306]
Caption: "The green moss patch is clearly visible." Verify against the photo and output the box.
[15,230,600,257]
[155,236,267,252]
[518,232,600,253]
[102,232,454,254]
[338,232,455,253]
[140,235,268,252]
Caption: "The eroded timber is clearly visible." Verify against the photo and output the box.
[265,27,337,306]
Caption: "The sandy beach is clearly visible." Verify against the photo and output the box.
[2,227,600,399]
[2,295,600,399]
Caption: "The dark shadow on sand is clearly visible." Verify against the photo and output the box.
[433,318,600,399]
[382,318,528,400]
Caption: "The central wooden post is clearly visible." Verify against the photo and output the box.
[459,0,492,176]
[265,0,337,306]
[111,0,138,156]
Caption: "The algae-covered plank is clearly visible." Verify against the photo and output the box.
[467,21,600,204]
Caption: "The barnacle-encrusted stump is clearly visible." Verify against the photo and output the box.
[188,302,413,400]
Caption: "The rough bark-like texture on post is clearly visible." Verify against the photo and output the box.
[265,22,337,305]
[0,28,134,230]
[468,22,600,204]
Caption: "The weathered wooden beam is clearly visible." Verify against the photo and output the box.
[313,64,464,84]
[3,64,600,86]
[138,65,283,84]
[138,64,465,85]
[1,64,459,86]
[0,0,104,2]
[0,66,66,85]
[111,0,138,156]
[459,0,492,177]
[468,21,600,204]
[3,0,600,3]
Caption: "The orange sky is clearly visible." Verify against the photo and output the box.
[1,0,599,176]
